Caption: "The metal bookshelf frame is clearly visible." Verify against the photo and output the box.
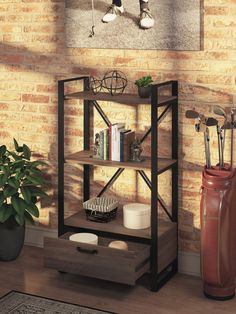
[57,76,178,292]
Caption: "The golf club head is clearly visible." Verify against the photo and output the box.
[185,110,199,119]
[206,117,218,127]
[213,105,226,118]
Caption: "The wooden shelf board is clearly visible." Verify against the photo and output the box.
[65,151,177,172]
[64,91,177,106]
[64,209,177,241]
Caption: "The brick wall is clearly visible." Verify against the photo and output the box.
[0,0,236,255]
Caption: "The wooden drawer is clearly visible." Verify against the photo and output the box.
[44,233,150,285]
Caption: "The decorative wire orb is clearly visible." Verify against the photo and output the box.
[102,70,127,96]
[89,76,102,94]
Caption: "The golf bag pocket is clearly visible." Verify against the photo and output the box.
[200,167,236,289]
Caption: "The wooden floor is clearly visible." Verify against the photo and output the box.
[0,246,235,314]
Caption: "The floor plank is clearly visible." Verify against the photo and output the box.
[0,245,235,314]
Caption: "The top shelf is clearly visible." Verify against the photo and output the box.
[64,91,177,106]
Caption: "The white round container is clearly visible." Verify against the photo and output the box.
[123,203,151,229]
[69,233,98,245]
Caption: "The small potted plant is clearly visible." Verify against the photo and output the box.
[0,139,48,261]
[135,75,153,98]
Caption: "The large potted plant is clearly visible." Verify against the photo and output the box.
[135,75,153,98]
[0,139,48,261]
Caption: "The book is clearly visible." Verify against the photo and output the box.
[120,129,131,162]
[112,123,125,161]
[122,131,135,162]
[109,124,117,161]
[103,128,109,160]
[99,130,104,160]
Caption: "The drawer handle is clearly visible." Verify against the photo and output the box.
[76,247,98,255]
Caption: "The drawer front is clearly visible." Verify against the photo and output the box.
[44,235,150,285]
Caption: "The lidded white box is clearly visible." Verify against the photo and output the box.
[123,203,151,230]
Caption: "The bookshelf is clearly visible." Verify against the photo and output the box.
[44,76,178,292]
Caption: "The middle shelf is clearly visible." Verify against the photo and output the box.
[66,150,177,173]
[64,209,176,240]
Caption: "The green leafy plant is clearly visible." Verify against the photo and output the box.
[135,75,153,87]
[0,139,48,226]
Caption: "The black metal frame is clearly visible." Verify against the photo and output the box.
[57,77,178,292]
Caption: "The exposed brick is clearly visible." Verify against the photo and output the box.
[0,0,235,256]
[22,94,49,103]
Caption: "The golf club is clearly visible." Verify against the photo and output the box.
[186,110,209,167]
[222,106,236,169]
[194,116,218,169]
[213,105,229,169]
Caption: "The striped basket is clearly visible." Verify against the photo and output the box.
[83,197,119,223]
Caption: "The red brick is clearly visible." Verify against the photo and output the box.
[22,94,49,103]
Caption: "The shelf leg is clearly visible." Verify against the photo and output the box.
[58,80,65,237]
[83,77,91,201]
[150,84,158,290]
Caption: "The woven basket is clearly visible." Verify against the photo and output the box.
[83,197,119,223]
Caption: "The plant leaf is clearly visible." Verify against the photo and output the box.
[3,185,18,198]
[0,192,4,207]
[29,168,42,176]
[0,145,6,157]
[10,160,25,169]
[30,160,48,167]
[24,211,35,225]
[8,151,21,161]
[26,202,39,218]
[20,186,31,204]
[13,138,19,151]
[1,165,10,176]
[0,204,14,223]
[27,187,48,198]
[31,196,38,204]
[11,195,27,215]
[14,213,25,226]
[23,144,31,160]
[0,174,8,187]
[27,175,45,186]
[8,177,20,189]
[15,172,25,181]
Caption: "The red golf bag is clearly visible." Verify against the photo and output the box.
[200,166,236,300]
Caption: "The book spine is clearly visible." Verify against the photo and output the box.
[123,131,135,162]
[100,130,104,160]
[113,126,120,161]
[104,129,109,160]
[120,132,124,162]
[112,125,117,161]
[109,125,112,160]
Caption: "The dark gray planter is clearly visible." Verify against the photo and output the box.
[0,217,25,261]
[138,86,151,98]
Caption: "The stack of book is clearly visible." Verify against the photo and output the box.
[99,123,135,162]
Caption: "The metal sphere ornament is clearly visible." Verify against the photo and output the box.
[102,70,127,96]
[89,76,102,94]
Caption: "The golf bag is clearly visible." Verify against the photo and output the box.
[200,166,236,300]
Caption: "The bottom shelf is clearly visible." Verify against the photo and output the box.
[44,223,177,286]
[44,233,150,285]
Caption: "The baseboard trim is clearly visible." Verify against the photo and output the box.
[25,226,201,277]
[24,225,57,248]
[178,251,200,277]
